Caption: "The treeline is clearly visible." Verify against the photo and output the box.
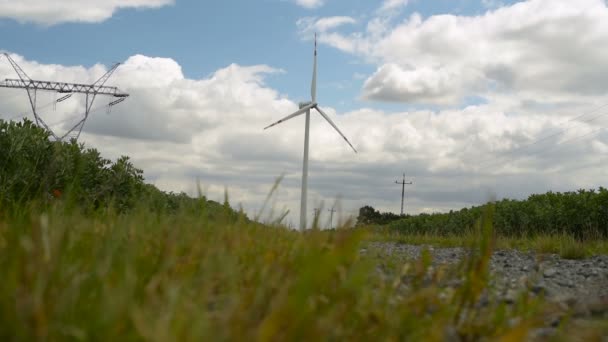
[356,206,402,226]
[0,119,240,220]
[358,189,608,239]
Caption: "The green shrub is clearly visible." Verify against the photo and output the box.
[369,188,608,240]
[0,118,243,222]
[1,203,578,340]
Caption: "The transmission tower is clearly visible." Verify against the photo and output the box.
[395,173,413,216]
[0,53,129,141]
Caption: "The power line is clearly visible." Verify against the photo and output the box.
[47,102,113,127]
[469,103,608,171]
[483,126,605,173]
[478,123,607,172]
[482,111,607,168]
[3,92,116,134]
[4,97,61,122]
[520,128,603,165]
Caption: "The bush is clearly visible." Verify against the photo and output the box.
[0,119,147,212]
[375,189,608,239]
[0,118,243,222]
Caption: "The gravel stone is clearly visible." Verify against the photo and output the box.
[531,283,550,296]
[543,268,557,278]
[503,289,518,304]
[529,327,557,339]
[365,242,608,323]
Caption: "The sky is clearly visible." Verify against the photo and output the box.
[1,0,607,228]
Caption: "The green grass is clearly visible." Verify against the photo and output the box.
[369,228,608,259]
[4,117,608,340]
[0,203,606,341]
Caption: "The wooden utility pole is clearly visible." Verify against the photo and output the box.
[395,173,413,216]
[328,207,336,229]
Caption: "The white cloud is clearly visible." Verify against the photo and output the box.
[481,0,505,9]
[2,0,608,228]
[301,0,608,107]
[314,16,356,31]
[361,63,477,105]
[297,16,356,35]
[295,0,325,9]
[378,0,409,14]
[2,52,606,228]
[0,0,173,25]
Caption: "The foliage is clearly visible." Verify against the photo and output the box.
[359,188,608,239]
[0,119,240,221]
[0,118,144,211]
[368,228,608,259]
[3,202,601,340]
[356,205,402,226]
[1,118,606,339]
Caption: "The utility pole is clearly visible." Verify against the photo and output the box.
[328,207,336,229]
[395,173,413,216]
[312,208,321,229]
[313,208,320,219]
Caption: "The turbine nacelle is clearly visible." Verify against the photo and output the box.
[298,101,314,109]
[264,33,356,152]
[262,33,357,230]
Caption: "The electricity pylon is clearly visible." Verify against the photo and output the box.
[0,52,129,141]
[395,173,413,216]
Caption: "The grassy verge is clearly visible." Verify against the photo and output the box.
[0,203,605,340]
[368,228,608,259]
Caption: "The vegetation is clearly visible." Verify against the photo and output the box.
[356,205,402,226]
[1,119,142,210]
[368,228,608,259]
[5,199,607,340]
[358,189,608,240]
[0,119,237,221]
[1,118,607,339]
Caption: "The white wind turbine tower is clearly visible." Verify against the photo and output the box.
[264,34,357,230]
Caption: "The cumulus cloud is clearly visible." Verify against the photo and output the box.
[301,0,608,107]
[2,52,606,228]
[296,16,361,52]
[296,16,356,35]
[0,0,173,25]
[481,0,505,9]
[361,63,477,104]
[378,0,409,14]
[295,0,325,9]
[2,0,608,228]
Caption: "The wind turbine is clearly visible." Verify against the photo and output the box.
[264,34,357,231]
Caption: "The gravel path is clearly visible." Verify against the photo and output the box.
[364,242,608,318]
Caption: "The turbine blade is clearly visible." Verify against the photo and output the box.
[263,103,314,130]
[311,33,317,102]
[314,106,357,153]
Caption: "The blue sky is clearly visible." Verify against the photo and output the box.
[1,0,606,227]
[1,0,519,113]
